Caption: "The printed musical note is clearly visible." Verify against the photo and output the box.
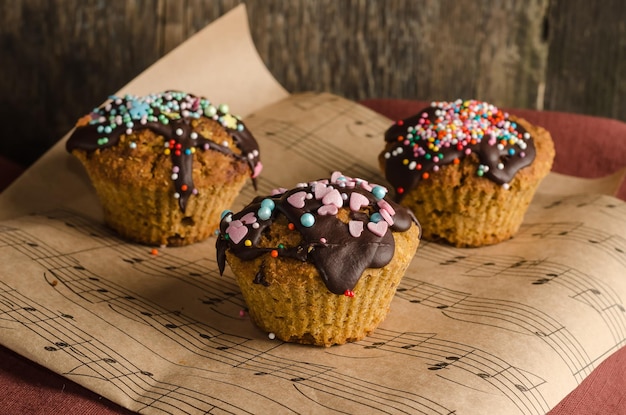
[411,243,626,346]
[356,329,550,414]
[518,222,626,266]
[543,194,626,222]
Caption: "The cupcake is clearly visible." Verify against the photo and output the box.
[379,99,555,247]
[66,91,262,246]
[216,172,421,347]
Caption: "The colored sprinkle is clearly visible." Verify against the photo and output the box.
[260,198,275,210]
[300,213,315,227]
[257,206,272,220]
[372,185,387,200]
[268,332,276,340]
[67,91,261,213]
[150,248,159,256]
[270,250,279,258]
[344,289,355,297]
[384,99,534,192]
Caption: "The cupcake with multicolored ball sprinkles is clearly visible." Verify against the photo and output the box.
[216,171,421,347]
[379,99,555,247]
[66,90,262,246]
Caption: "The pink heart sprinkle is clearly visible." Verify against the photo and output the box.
[287,191,307,208]
[318,204,338,216]
[377,200,396,216]
[240,212,257,224]
[330,171,344,183]
[314,183,332,200]
[349,192,369,212]
[322,189,343,207]
[360,182,373,192]
[367,221,388,237]
[349,220,364,237]
[380,208,394,226]
[228,219,244,229]
[271,187,288,196]
[226,221,248,244]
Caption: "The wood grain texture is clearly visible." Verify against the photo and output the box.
[544,0,626,121]
[0,0,622,167]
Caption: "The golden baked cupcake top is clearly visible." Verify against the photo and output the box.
[381,99,536,200]
[66,90,262,212]
[216,172,420,295]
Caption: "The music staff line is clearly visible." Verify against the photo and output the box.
[257,117,384,184]
[517,221,626,266]
[0,281,275,415]
[1,216,464,415]
[414,242,626,346]
[542,194,626,222]
[396,276,592,383]
[351,329,550,415]
[287,92,392,138]
[36,211,248,314]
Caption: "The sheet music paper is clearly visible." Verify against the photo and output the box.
[1,6,625,415]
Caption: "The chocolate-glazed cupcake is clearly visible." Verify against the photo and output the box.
[216,172,421,347]
[379,99,554,247]
[67,91,262,246]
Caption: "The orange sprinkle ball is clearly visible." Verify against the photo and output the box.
[422,172,430,180]
[453,158,460,165]
[287,223,295,231]
[270,250,279,258]
[181,184,188,191]
[150,248,159,256]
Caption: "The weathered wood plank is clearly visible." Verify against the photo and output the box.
[1,0,622,168]
[544,0,626,120]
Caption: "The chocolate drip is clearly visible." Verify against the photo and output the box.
[66,91,261,212]
[382,100,536,201]
[216,173,419,295]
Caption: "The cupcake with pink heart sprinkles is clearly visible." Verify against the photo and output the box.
[215,171,421,346]
[217,171,420,295]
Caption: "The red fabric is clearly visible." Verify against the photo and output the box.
[0,100,625,414]
[0,346,134,414]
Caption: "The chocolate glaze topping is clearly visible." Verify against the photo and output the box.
[216,172,420,295]
[382,99,536,201]
[66,91,262,212]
